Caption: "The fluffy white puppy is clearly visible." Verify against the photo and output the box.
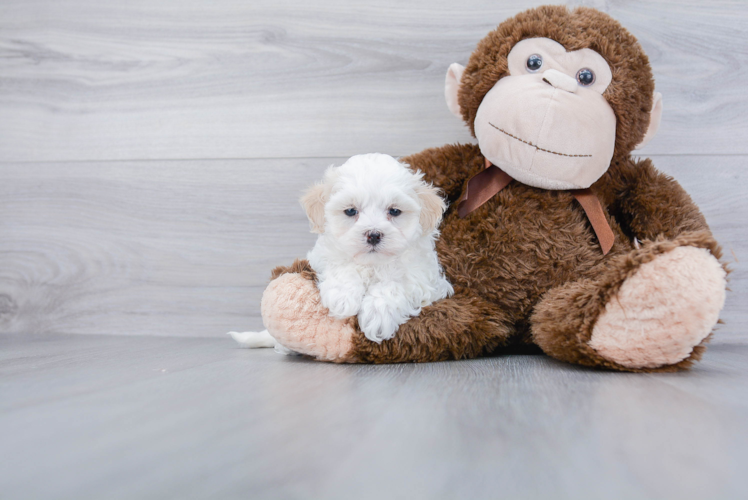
[302,153,453,342]
[229,153,453,348]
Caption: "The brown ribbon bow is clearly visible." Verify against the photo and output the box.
[457,158,615,255]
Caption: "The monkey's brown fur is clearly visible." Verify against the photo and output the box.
[270,6,726,371]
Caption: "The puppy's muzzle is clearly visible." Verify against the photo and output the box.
[366,231,383,247]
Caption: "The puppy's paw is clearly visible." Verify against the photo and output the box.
[274,343,302,356]
[319,281,363,319]
[358,295,412,343]
[228,329,276,348]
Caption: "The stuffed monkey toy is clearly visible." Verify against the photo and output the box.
[259,5,727,372]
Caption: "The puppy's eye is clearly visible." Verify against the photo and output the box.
[344,208,357,217]
[388,208,402,217]
[526,54,543,72]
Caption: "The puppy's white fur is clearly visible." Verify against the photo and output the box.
[228,330,299,355]
[301,153,453,343]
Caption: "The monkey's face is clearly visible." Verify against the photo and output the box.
[474,38,616,190]
[446,7,662,184]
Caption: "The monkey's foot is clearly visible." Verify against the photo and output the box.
[261,273,355,362]
[589,247,726,369]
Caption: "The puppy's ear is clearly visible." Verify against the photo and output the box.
[416,181,447,233]
[300,166,337,234]
[300,184,326,233]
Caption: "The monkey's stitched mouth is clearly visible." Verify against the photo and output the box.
[489,123,592,158]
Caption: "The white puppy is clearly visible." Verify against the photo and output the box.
[302,153,453,342]
[229,153,453,347]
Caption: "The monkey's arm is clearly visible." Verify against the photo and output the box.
[348,285,513,363]
[607,157,712,241]
[402,143,484,203]
[261,262,514,363]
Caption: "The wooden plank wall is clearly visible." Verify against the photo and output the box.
[1,0,746,340]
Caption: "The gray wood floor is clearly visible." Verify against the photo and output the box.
[2,1,747,498]
[2,334,748,500]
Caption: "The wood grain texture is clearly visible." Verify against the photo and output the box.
[0,155,745,340]
[0,0,747,162]
[1,334,747,499]
[0,158,326,336]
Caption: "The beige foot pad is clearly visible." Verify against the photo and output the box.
[261,273,354,362]
[589,247,726,369]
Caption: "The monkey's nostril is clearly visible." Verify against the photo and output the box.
[367,231,382,246]
[542,77,552,86]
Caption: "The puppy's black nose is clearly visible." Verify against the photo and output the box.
[367,231,382,246]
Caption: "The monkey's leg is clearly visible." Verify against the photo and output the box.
[261,261,513,363]
[531,234,727,372]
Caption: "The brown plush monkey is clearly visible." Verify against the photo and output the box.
[260,5,727,372]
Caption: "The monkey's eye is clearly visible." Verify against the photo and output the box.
[526,54,543,72]
[576,68,595,86]
[344,208,358,217]
[388,208,402,217]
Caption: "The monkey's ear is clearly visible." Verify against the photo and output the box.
[416,182,447,233]
[635,92,663,150]
[300,167,336,234]
[445,63,465,119]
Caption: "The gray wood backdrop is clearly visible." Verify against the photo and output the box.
[1,0,746,340]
